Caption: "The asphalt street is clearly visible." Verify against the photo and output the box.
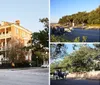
[0,67,49,85]
[51,79,100,85]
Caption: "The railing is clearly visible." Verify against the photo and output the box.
[0,33,11,39]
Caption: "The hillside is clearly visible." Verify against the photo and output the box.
[58,6,100,27]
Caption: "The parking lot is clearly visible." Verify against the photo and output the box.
[0,67,49,85]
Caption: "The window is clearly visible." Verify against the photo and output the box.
[22,32,25,37]
[16,28,18,34]
[6,31,8,34]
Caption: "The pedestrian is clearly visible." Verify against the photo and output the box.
[12,62,15,67]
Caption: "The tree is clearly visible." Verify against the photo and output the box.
[51,35,70,42]
[58,6,100,25]
[50,44,67,60]
[6,38,28,66]
[28,18,49,66]
[31,18,49,48]
[39,18,49,47]
[50,44,100,72]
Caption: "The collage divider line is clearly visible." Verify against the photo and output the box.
[49,0,50,85]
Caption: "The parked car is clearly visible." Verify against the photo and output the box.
[41,64,49,68]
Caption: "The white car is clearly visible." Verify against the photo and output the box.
[41,64,49,68]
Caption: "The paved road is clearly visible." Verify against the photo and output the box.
[51,79,100,85]
[0,67,49,85]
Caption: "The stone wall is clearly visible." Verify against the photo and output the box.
[67,71,100,80]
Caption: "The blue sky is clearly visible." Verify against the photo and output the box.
[0,0,49,32]
[50,0,100,23]
[66,44,94,54]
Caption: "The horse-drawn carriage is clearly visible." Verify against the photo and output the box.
[51,67,69,79]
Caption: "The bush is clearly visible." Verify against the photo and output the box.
[15,61,30,67]
[0,63,12,68]
[51,35,70,42]
[0,60,31,68]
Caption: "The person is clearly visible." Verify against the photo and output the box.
[58,69,64,79]
[53,70,58,79]
[12,62,15,67]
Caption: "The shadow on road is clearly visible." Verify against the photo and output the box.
[51,78,100,85]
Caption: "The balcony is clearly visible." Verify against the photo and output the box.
[0,32,11,39]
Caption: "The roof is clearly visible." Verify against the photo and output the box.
[14,24,32,34]
[0,21,32,34]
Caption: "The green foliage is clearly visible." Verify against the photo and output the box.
[50,44,100,72]
[50,62,57,73]
[51,35,87,42]
[27,18,49,66]
[82,36,87,42]
[39,18,49,29]
[32,18,49,47]
[51,35,70,42]
[74,37,80,42]
[58,6,100,25]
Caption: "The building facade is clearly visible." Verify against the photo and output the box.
[0,20,32,64]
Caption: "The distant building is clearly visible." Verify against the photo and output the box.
[0,20,32,64]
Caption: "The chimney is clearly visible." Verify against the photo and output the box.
[15,20,20,25]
